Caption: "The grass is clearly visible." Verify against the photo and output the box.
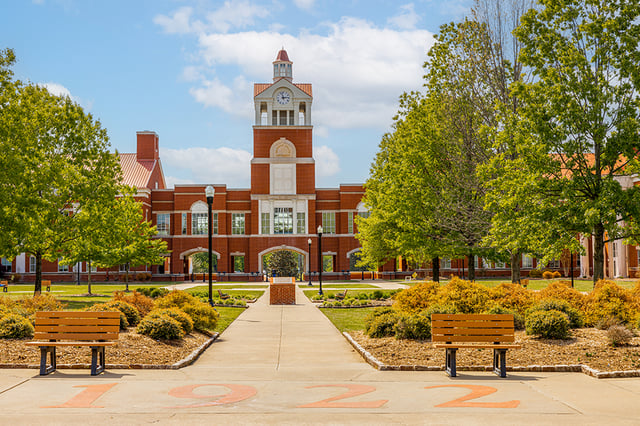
[320,307,377,332]
[298,283,380,289]
[186,286,265,300]
[213,306,247,333]
[303,289,397,300]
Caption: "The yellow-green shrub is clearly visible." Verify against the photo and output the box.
[437,277,490,313]
[84,304,128,330]
[537,281,585,310]
[364,308,400,338]
[542,270,554,279]
[489,282,535,314]
[105,300,141,326]
[156,290,219,331]
[393,312,431,340]
[137,314,184,340]
[527,299,583,328]
[526,310,570,339]
[393,281,440,313]
[19,294,65,314]
[584,280,636,326]
[145,308,193,334]
[0,314,34,338]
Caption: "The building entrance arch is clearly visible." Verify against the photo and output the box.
[179,247,221,274]
[258,245,309,276]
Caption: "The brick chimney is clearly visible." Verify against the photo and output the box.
[136,131,159,161]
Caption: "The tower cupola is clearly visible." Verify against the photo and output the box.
[273,48,292,81]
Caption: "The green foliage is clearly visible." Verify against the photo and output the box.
[529,269,542,278]
[393,312,431,340]
[0,314,34,339]
[137,314,184,340]
[538,281,586,311]
[191,252,217,274]
[84,304,128,330]
[145,308,193,335]
[155,290,219,331]
[525,310,570,339]
[527,299,583,329]
[135,287,169,299]
[267,250,299,277]
[584,280,636,325]
[155,290,199,309]
[104,300,141,327]
[18,294,66,314]
[364,308,400,338]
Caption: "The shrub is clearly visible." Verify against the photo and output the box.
[137,314,184,340]
[538,281,585,311]
[135,273,152,281]
[606,325,634,347]
[145,308,193,334]
[485,305,525,330]
[584,280,636,326]
[0,314,34,338]
[542,270,554,279]
[393,281,440,314]
[105,300,141,326]
[527,299,583,328]
[552,271,562,278]
[372,290,384,300]
[423,303,458,318]
[393,312,431,340]
[525,309,570,339]
[113,290,155,316]
[596,316,623,330]
[364,308,400,338]
[85,304,128,330]
[529,269,542,278]
[181,303,219,331]
[19,294,65,314]
[437,277,490,313]
[489,282,535,315]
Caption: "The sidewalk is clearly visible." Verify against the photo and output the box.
[1,286,640,424]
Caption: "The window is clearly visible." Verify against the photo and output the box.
[323,255,333,272]
[348,212,354,234]
[322,212,336,234]
[234,256,245,272]
[547,259,561,268]
[296,212,305,234]
[119,264,127,272]
[58,259,69,273]
[30,256,36,273]
[441,258,451,269]
[157,214,170,236]
[181,213,187,235]
[212,213,218,234]
[358,211,371,219]
[261,212,270,234]
[522,254,533,269]
[274,208,293,234]
[192,213,208,235]
[1,257,12,273]
[495,260,506,269]
[232,213,245,235]
[474,256,480,269]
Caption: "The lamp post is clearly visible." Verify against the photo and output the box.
[205,185,215,307]
[307,238,312,286]
[317,225,323,295]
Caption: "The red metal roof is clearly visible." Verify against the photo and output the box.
[253,83,312,97]
[118,153,155,188]
[275,49,290,62]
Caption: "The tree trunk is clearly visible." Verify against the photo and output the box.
[510,251,521,284]
[593,224,605,285]
[34,251,42,296]
[432,257,440,283]
[125,262,130,292]
[467,253,475,281]
[87,260,92,295]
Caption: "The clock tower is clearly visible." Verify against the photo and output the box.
[251,49,315,235]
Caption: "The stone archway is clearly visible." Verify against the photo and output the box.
[258,245,309,276]
[179,247,221,274]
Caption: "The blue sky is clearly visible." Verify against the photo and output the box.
[1,0,471,188]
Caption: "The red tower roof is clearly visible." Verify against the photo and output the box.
[275,49,290,62]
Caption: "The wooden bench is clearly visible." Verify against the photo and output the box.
[25,311,120,376]
[42,280,51,292]
[218,289,230,300]
[0,280,7,292]
[431,314,521,378]
[335,289,348,300]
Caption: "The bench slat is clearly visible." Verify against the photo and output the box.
[36,311,120,319]
[26,341,117,347]
[432,329,514,336]
[432,334,515,343]
[34,332,119,340]
[433,320,513,328]
[35,318,120,325]
[432,313,513,321]
[34,325,120,333]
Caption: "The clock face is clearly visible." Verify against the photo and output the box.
[276,90,291,105]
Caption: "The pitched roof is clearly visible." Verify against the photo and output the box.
[275,49,290,62]
[118,153,156,188]
[253,82,313,97]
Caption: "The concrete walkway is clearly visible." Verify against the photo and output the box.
[2,286,640,424]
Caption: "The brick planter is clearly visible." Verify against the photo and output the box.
[270,277,296,305]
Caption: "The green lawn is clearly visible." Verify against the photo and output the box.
[320,307,377,332]
[303,288,397,301]
[214,306,247,333]
[186,286,265,301]
[298,283,379,289]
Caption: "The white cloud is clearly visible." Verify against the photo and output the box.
[154,1,270,35]
[185,17,433,130]
[294,0,315,10]
[189,75,253,118]
[40,82,92,110]
[387,3,420,30]
[160,146,252,187]
[313,145,340,177]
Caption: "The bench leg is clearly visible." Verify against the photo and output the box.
[39,346,56,375]
[2,286,7,292]
[493,348,508,377]
[90,346,106,376]
[445,348,458,377]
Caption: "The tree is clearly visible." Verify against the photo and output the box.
[97,192,169,290]
[507,0,640,283]
[191,252,217,273]
[267,250,298,277]
[0,50,123,294]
